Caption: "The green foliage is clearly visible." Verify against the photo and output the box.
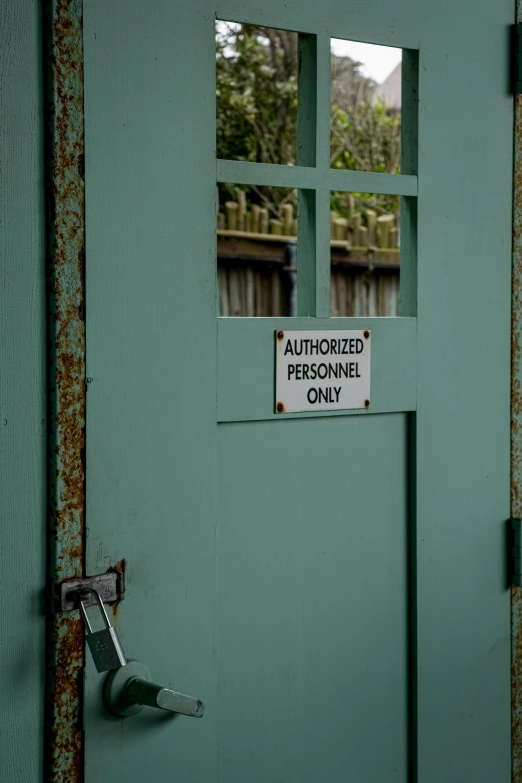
[216,23,297,167]
[330,101,401,176]
[216,22,401,218]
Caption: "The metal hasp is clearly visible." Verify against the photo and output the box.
[58,570,124,612]
[513,520,522,587]
[515,24,522,94]
[103,660,205,719]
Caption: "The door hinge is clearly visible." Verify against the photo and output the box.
[511,519,522,586]
[514,24,522,94]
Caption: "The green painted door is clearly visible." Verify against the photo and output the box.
[83,0,513,780]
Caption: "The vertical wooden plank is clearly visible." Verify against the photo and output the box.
[0,3,46,781]
[255,270,263,317]
[337,273,347,316]
[239,266,247,315]
[401,49,419,178]
[262,273,271,316]
[330,270,338,315]
[296,33,330,317]
[297,33,317,168]
[368,275,378,316]
[297,189,316,315]
[218,266,229,316]
[346,274,354,316]
[229,268,241,316]
[400,50,418,317]
[237,190,246,231]
[282,203,294,236]
[315,32,331,171]
[225,200,239,230]
[379,275,387,315]
[271,270,282,316]
[387,275,397,317]
[84,5,219,779]
[315,187,331,317]
[353,275,361,317]
[246,267,254,316]
[297,33,317,316]
[400,197,417,317]
[315,33,331,317]
[415,27,511,781]
[259,207,269,234]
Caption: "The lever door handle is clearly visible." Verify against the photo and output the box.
[103,660,205,719]
[126,676,204,717]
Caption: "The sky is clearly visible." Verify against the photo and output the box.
[216,21,402,86]
[331,39,401,84]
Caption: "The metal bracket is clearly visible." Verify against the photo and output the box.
[514,25,522,94]
[58,570,125,612]
[511,519,522,587]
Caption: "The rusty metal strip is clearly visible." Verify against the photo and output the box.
[44,0,86,781]
[514,3,522,779]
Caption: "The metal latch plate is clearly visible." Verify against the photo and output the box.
[58,571,124,612]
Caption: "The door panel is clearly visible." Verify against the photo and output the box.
[84,3,218,781]
[83,0,513,780]
[217,415,407,781]
[217,317,417,421]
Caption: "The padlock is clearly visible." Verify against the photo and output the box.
[78,587,127,673]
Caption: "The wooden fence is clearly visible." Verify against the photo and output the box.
[217,192,400,317]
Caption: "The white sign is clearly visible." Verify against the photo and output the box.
[275,329,371,413]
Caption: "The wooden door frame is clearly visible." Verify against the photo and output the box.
[43,0,521,781]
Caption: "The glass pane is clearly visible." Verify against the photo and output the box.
[217,184,297,316]
[330,192,400,316]
[216,21,298,166]
[330,39,402,173]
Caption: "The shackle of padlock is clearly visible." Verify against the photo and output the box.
[78,587,127,673]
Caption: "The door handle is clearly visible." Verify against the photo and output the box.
[126,677,204,717]
[103,660,205,719]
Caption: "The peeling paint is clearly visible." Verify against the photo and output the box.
[44,0,86,780]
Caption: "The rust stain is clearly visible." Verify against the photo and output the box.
[276,330,285,341]
[49,616,84,782]
[514,76,522,781]
[108,558,126,576]
[108,559,127,615]
[276,401,285,413]
[44,0,86,781]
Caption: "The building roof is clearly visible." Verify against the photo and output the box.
[373,62,402,110]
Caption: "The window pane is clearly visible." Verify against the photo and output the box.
[330,192,400,316]
[217,184,297,316]
[330,39,402,174]
[216,21,298,166]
